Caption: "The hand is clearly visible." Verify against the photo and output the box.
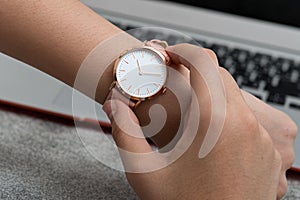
[242,91,297,198]
[205,49,298,199]
[125,42,296,199]
[104,44,282,200]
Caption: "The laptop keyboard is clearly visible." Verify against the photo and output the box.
[111,21,300,108]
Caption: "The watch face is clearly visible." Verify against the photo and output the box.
[115,47,167,99]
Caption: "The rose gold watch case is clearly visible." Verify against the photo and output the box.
[112,45,168,103]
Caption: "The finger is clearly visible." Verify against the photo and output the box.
[166,44,246,108]
[166,44,249,159]
[167,44,217,107]
[103,100,152,153]
[277,172,288,199]
[203,48,219,65]
[241,90,297,170]
[241,90,297,138]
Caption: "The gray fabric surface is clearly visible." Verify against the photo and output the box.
[0,108,138,200]
[0,107,299,199]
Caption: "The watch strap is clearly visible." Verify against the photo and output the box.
[106,87,139,109]
[145,40,171,65]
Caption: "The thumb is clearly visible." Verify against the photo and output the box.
[103,100,152,153]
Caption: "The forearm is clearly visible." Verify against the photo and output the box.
[0,0,141,102]
[0,0,186,148]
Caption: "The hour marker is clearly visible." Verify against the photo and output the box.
[138,88,140,95]
[123,59,129,64]
[147,88,150,94]
[120,78,127,82]
[119,69,126,72]
[153,83,160,87]
[132,52,136,59]
[128,85,132,90]
[142,51,144,58]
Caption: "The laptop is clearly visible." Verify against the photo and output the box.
[0,0,299,169]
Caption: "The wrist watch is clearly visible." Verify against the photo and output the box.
[107,39,171,109]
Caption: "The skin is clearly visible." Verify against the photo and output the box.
[0,1,297,199]
[103,44,282,200]
[206,49,297,198]
[0,0,121,88]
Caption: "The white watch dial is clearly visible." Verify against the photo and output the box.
[115,48,167,99]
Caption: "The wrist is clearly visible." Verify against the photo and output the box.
[97,33,142,104]
[76,32,142,104]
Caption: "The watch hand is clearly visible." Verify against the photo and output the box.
[141,71,162,76]
[137,59,143,75]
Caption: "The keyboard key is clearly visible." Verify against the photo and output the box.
[231,48,251,63]
[242,77,260,88]
[235,75,242,85]
[253,53,272,67]
[290,103,300,111]
[224,57,237,69]
[246,61,256,73]
[282,61,291,72]
[268,66,278,77]
[249,71,258,82]
[271,75,281,87]
[267,93,286,105]
[267,79,300,97]
[291,70,299,83]
[210,44,229,58]
[276,58,295,73]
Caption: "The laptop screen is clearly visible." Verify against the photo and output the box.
[165,0,300,28]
